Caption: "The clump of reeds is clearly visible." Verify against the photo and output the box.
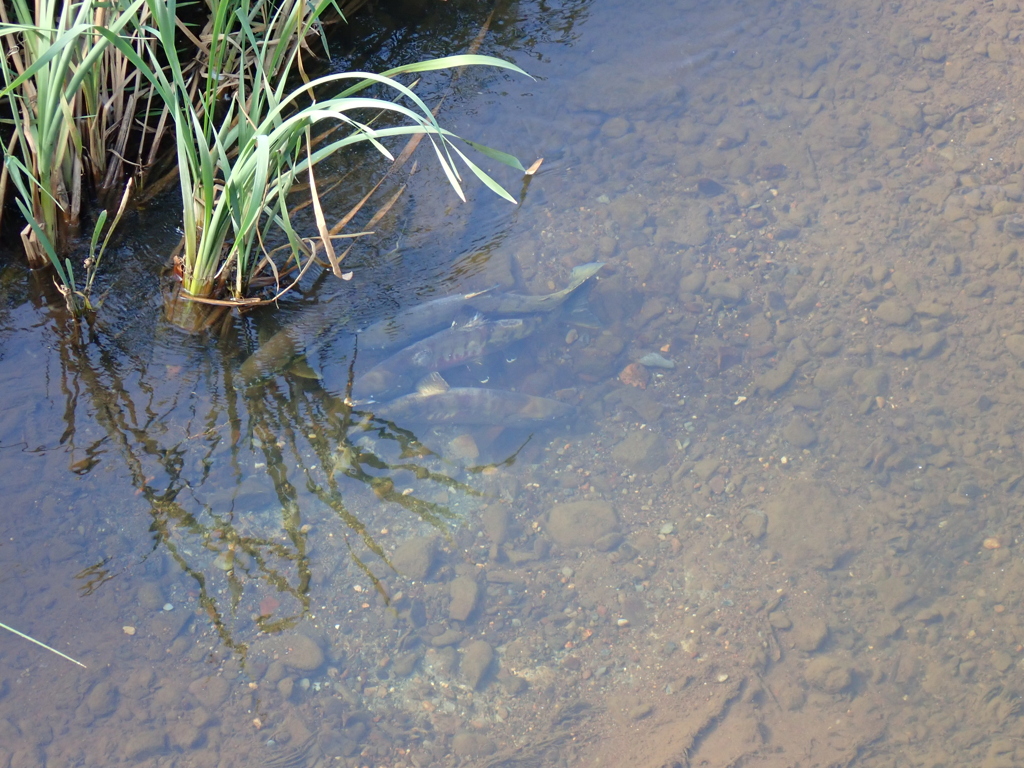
[2,0,526,324]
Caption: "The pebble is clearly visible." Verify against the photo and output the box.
[611,431,670,472]
[638,352,675,369]
[392,652,419,677]
[461,641,494,690]
[874,299,914,326]
[452,731,496,758]
[804,655,852,693]
[449,575,480,622]
[85,680,119,718]
[136,582,165,611]
[618,362,650,389]
[546,501,618,547]
[188,675,231,708]
[252,632,324,673]
[755,360,798,394]
[791,617,829,652]
[391,536,436,580]
[782,416,817,448]
[430,628,464,647]
[123,730,166,760]
[1005,335,1024,361]
[629,703,654,720]
[162,603,174,612]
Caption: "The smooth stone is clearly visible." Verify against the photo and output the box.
[601,116,630,138]
[707,281,744,302]
[391,536,436,580]
[168,721,203,750]
[611,431,670,472]
[875,299,914,325]
[693,458,720,481]
[253,632,324,673]
[85,680,118,718]
[452,731,496,758]
[768,611,792,629]
[431,629,464,647]
[546,501,618,547]
[480,506,510,545]
[788,285,818,313]
[123,730,166,760]
[792,617,829,652]
[679,270,706,294]
[654,203,712,247]
[992,650,1014,673]
[187,676,231,708]
[449,576,480,622]
[804,656,852,693]
[461,640,494,690]
[1006,335,1024,360]
[755,360,798,394]
[918,332,946,358]
[593,532,624,552]
[741,511,767,539]
[853,368,889,397]
[123,669,156,699]
[813,365,856,391]
[782,416,817,448]
[765,481,848,570]
[392,652,419,677]
[136,582,165,612]
[629,703,654,720]
[885,332,921,356]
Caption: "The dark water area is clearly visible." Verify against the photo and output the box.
[7,0,1024,765]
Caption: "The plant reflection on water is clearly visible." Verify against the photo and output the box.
[54,317,507,664]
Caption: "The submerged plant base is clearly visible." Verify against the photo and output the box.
[162,281,229,334]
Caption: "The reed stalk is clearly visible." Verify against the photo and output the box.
[95,0,526,328]
[0,0,149,268]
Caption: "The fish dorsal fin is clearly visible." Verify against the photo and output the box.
[465,285,498,300]
[416,372,451,395]
[458,313,486,329]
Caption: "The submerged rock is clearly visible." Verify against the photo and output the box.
[461,640,494,690]
[547,501,618,547]
[392,536,437,581]
[448,575,480,622]
[612,431,670,472]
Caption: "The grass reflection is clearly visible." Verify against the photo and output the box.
[53,314,497,663]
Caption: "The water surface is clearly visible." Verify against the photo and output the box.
[4,0,1024,766]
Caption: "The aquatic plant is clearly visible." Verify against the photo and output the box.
[91,0,526,330]
[0,0,153,273]
[2,0,525,327]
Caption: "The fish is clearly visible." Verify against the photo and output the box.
[357,287,495,351]
[239,262,604,386]
[466,262,604,316]
[371,372,575,426]
[351,316,543,399]
[357,261,604,352]
[238,302,349,387]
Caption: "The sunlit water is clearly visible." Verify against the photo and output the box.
[4,0,1024,765]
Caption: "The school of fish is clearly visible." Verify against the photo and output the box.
[239,262,604,426]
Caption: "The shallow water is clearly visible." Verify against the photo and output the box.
[6,0,1024,765]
